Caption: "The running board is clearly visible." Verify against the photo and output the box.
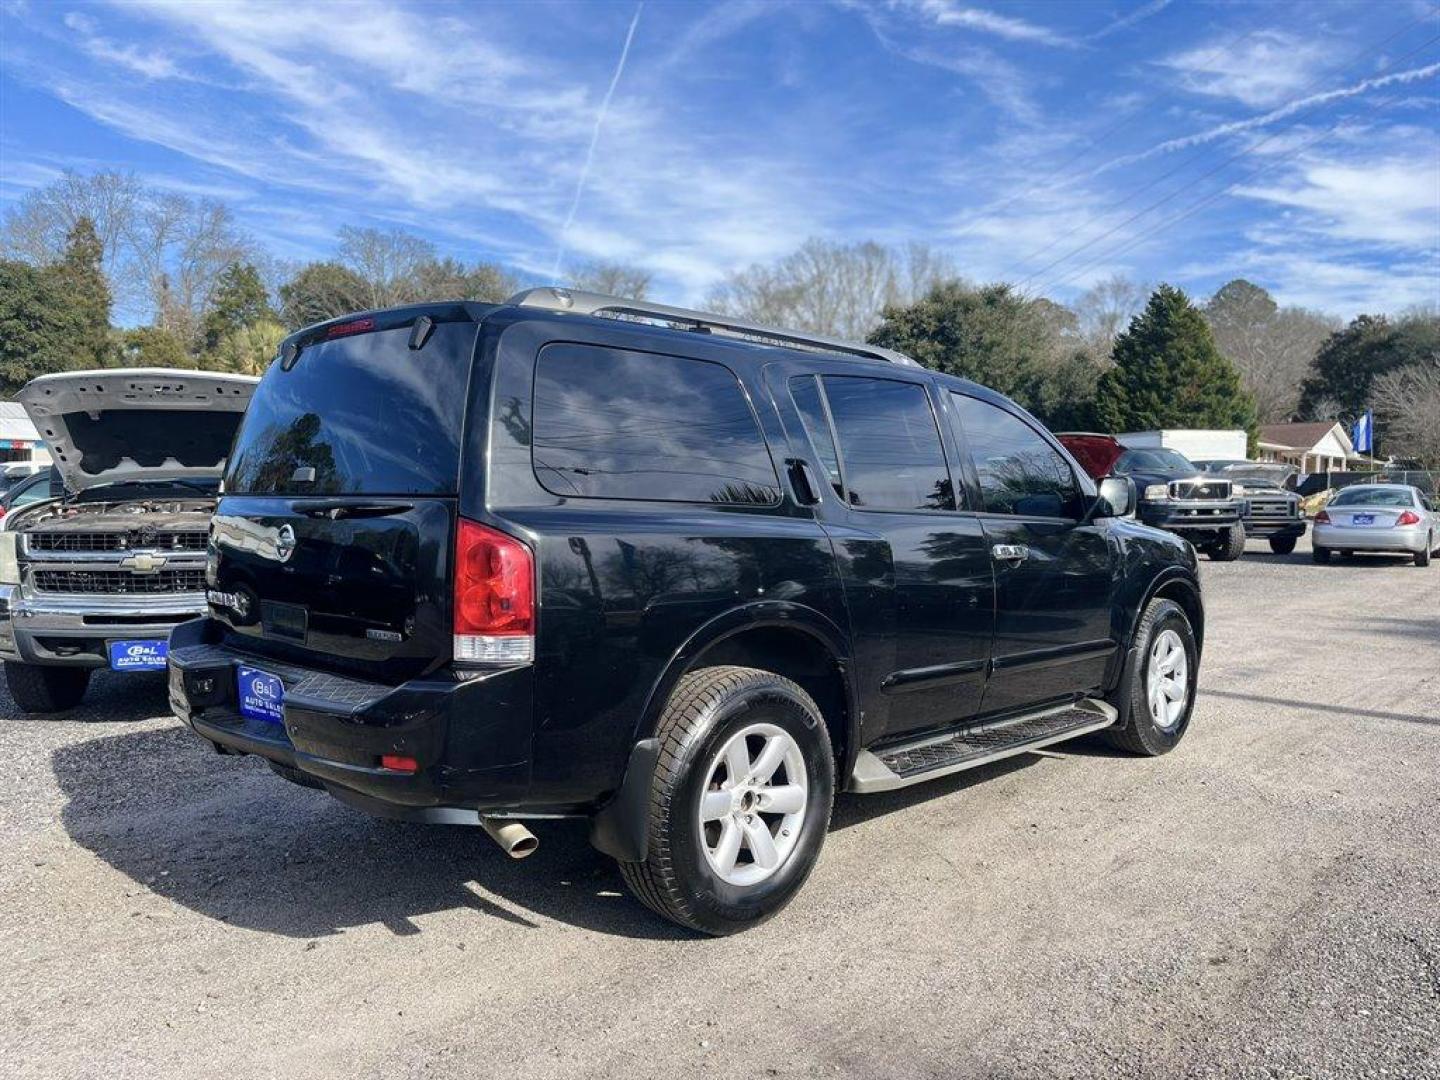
[850,699,1119,793]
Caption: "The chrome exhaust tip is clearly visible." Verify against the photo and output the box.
[480,817,538,859]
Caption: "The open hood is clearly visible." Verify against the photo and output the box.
[17,369,258,493]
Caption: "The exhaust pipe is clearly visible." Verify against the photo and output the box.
[480,817,538,859]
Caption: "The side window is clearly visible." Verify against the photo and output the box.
[951,393,1082,518]
[822,376,954,511]
[788,375,843,499]
[531,343,780,505]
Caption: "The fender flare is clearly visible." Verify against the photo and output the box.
[590,600,856,864]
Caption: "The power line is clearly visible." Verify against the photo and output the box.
[1006,9,1440,293]
[1029,78,1438,298]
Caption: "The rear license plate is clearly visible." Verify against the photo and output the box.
[1352,514,1375,525]
[108,639,168,672]
[237,666,285,725]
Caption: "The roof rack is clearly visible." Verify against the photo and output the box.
[506,287,920,368]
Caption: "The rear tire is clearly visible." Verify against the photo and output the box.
[1105,598,1198,757]
[1207,523,1246,562]
[4,662,91,714]
[1417,535,1433,567]
[618,665,835,936]
[1312,546,1331,564]
[1268,536,1297,555]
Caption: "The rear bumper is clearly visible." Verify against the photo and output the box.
[0,586,203,667]
[166,618,533,816]
[1312,524,1428,553]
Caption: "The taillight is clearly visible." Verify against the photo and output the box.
[1396,510,1421,526]
[453,519,534,665]
[1314,510,1331,524]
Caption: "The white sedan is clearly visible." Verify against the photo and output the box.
[1312,484,1437,567]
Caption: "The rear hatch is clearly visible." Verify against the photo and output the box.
[211,309,483,683]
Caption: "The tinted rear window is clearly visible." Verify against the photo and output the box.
[225,322,476,496]
[531,343,779,505]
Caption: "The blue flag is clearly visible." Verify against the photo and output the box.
[1352,410,1374,454]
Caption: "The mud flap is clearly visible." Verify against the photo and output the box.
[588,738,661,863]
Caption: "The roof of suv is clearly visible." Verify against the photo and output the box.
[280,289,1021,411]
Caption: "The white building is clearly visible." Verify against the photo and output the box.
[1257,422,1354,473]
[0,402,48,465]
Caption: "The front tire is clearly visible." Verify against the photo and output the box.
[4,662,91,713]
[1207,523,1246,561]
[1268,535,1297,555]
[618,665,835,935]
[1105,599,1198,756]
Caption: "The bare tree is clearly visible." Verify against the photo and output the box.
[706,238,958,340]
[1371,359,1440,466]
[2,169,142,270]
[1204,279,1337,423]
[569,260,651,299]
[336,226,436,309]
[131,195,252,343]
[1070,273,1148,358]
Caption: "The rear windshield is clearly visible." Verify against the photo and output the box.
[1329,487,1415,508]
[225,322,476,496]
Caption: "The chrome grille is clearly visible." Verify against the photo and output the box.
[25,530,208,553]
[32,569,207,595]
[1169,479,1231,501]
[1246,495,1297,521]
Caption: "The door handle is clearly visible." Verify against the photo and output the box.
[991,543,1028,563]
[787,458,821,506]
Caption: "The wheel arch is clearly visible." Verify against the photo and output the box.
[635,601,857,775]
[592,601,855,864]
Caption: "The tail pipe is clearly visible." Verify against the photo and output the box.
[480,817,538,859]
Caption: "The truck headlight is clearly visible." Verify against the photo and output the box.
[0,533,19,585]
[1143,484,1169,501]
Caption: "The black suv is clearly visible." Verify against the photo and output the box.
[168,290,1205,934]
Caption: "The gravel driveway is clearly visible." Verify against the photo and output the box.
[3,535,1437,1080]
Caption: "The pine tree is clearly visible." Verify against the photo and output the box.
[1095,284,1258,450]
[198,263,273,354]
[49,216,112,369]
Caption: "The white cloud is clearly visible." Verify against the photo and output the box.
[63,11,182,80]
[1235,157,1440,248]
[1161,31,1335,107]
[898,0,1074,47]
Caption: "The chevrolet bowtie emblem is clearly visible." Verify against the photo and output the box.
[120,553,167,574]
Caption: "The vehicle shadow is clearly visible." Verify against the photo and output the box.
[51,725,691,942]
[0,671,171,725]
[53,725,1079,941]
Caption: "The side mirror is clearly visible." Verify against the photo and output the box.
[1095,476,1136,518]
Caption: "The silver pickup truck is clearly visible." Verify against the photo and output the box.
[0,369,256,712]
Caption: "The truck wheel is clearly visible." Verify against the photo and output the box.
[4,662,91,714]
[1417,534,1433,567]
[617,665,835,936]
[1207,523,1246,561]
[1312,546,1331,564]
[1268,536,1297,555]
[1105,598,1198,756]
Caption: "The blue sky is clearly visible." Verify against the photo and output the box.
[1,0,1437,317]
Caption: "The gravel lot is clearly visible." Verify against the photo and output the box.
[2,534,1437,1080]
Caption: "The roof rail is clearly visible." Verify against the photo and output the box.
[506,287,920,368]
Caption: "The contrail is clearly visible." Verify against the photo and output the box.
[551,2,644,281]
[1096,59,1440,174]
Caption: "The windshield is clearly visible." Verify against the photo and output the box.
[226,321,477,496]
[1329,487,1416,508]
[1116,448,1195,474]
